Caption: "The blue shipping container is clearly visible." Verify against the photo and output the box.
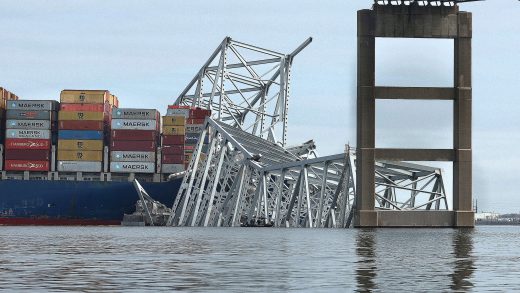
[58,130,104,140]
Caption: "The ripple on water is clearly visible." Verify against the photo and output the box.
[0,226,519,291]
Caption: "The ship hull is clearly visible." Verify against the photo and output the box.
[0,179,181,225]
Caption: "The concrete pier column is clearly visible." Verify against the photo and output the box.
[453,12,473,227]
[355,9,378,227]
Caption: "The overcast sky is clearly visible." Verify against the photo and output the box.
[0,0,518,212]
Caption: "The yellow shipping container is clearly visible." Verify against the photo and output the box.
[163,126,186,135]
[60,90,110,104]
[58,111,105,121]
[162,116,186,126]
[58,150,103,161]
[58,139,103,151]
[109,94,119,107]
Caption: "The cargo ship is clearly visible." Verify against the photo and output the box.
[0,88,209,225]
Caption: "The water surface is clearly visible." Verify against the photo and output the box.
[0,226,519,292]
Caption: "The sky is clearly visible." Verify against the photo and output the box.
[0,0,518,212]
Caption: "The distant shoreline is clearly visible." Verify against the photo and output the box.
[476,221,520,226]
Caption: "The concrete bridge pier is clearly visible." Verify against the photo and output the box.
[355,4,474,227]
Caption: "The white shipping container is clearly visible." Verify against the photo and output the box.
[110,162,155,173]
[161,164,185,174]
[6,129,51,139]
[57,161,102,172]
[112,108,158,120]
[6,119,52,130]
[111,119,157,130]
[185,124,204,133]
[110,151,156,162]
[6,100,58,111]
[166,108,190,117]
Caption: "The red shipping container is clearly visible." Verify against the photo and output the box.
[167,105,191,109]
[111,130,158,141]
[162,145,184,155]
[60,103,110,112]
[59,120,105,130]
[189,108,211,118]
[5,160,49,171]
[5,138,51,150]
[162,135,185,145]
[5,149,50,160]
[162,154,184,164]
[111,140,156,151]
[186,118,205,124]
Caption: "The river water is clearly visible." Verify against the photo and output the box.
[0,226,518,292]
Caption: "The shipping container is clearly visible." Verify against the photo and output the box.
[58,120,104,130]
[189,108,211,118]
[58,130,104,140]
[167,105,190,109]
[6,129,51,139]
[185,124,205,133]
[57,161,102,172]
[162,154,185,164]
[110,140,156,152]
[6,110,56,121]
[6,100,58,111]
[58,111,104,121]
[109,94,119,108]
[60,103,109,112]
[6,119,51,130]
[60,90,110,104]
[166,108,190,117]
[110,162,155,174]
[57,150,103,161]
[163,126,186,135]
[162,145,184,155]
[5,149,50,161]
[162,116,186,126]
[186,118,206,125]
[111,119,157,131]
[58,139,103,151]
[113,108,158,120]
[111,130,158,141]
[4,160,49,171]
[161,164,184,174]
[110,151,155,162]
[184,132,202,145]
[184,145,195,151]
[162,135,185,145]
[5,138,51,150]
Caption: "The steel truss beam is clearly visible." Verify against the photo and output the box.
[173,37,312,147]
[166,118,448,228]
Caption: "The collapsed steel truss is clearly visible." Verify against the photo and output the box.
[173,37,312,147]
[166,118,448,228]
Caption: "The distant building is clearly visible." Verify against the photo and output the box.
[475,212,500,221]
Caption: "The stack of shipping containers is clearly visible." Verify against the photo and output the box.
[110,108,159,174]
[57,90,115,172]
[0,88,19,146]
[4,100,58,171]
[184,107,211,166]
[161,106,188,173]
[161,106,210,174]
[0,89,7,146]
